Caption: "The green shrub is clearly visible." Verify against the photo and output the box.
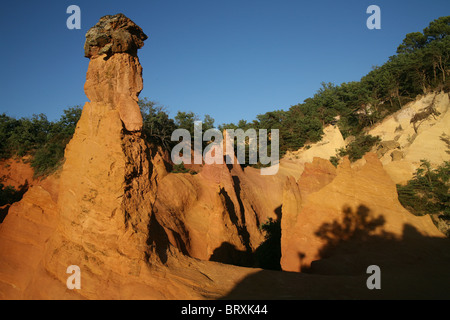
[329,156,340,167]
[31,142,66,177]
[0,106,82,177]
[397,160,450,220]
[330,134,380,164]
[172,162,197,175]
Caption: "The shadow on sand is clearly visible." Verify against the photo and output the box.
[219,204,450,299]
[209,205,282,270]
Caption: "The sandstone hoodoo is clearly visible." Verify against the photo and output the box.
[84,14,147,132]
[39,13,169,298]
[0,14,175,299]
[0,13,449,300]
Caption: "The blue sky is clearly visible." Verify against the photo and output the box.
[0,0,448,125]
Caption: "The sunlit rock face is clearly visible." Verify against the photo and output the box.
[280,153,445,273]
[84,14,147,132]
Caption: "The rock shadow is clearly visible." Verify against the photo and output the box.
[254,205,282,270]
[209,242,253,267]
[209,205,283,270]
[303,204,395,274]
[146,212,171,264]
[220,204,450,299]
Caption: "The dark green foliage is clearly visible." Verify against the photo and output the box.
[220,115,282,167]
[0,106,82,177]
[397,32,428,54]
[54,106,83,137]
[329,156,339,167]
[280,105,324,152]
[0,114,18,159]
[31,106,82,177]
[0,114,51,158]
[171,162,197,175]
[254,217,281,270]
[337,134,381,162]
[423,16,450,41]
[202,114,215,132]
[173,110,215,138]
[174,111,199,137]
[139,98,177,150]
[397,160,450,220]
[31,141,66,177]
[172,163,190,173]
[219,119,259,132]
[440,133,450,154]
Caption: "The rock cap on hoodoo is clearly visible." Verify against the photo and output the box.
[84,13,148,59]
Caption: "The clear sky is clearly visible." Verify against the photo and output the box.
[0,0,448,126]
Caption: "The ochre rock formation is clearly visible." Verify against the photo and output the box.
[0,13,288,300]
[0,14,449,300]
[154,162,256,265]
[84,14,147,132]
[285,125,346,164]
[369,92,450,184]
[154,159,271,266]
[0,183,59,298]
[280,153,445,273]
[0,158,59,224]
[1,14,184,299]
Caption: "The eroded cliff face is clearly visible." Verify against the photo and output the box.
[154,159,271,266]
[280,153,446,273]
[369,92,450,184]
